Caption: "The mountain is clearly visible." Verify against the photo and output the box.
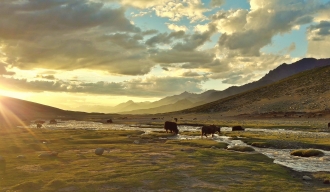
[121,98,196,114]
[114,58,330,114]
[206,58,330,102]
[0,95,105,127]
[179,65,330,116]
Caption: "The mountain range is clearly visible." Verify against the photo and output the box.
[114,58,330,114]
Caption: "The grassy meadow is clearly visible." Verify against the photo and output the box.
[1,125,330,192]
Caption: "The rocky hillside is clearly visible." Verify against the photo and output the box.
[180,65,330,116]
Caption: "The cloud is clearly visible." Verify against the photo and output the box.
[213,0,322,56]
[145,31,185,47]
[210,0,225,8]
[0,63,15,76]
[36,74,56,80]
[166,23,188,32]
[152,0,208,22]
[0,0,159,76]
[0,75,206,96]
[181,71,200,77]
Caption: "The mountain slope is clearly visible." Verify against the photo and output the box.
[113,58,330,114]
[0,96,101,127]
[207,58,330,102]
[179,65,330,115]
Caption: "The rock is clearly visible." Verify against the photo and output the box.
[38,152,58,158]
[95,148,110,156]
[17,155,26,159]
[323,179,330,184]
[302,176,312,181]
[133,140,140,144]
[95,148,105,155]
[211,146,217,149]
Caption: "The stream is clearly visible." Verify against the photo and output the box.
[21,120,330,173]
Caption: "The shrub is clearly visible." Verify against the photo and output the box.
[251,142,270,148]
[227,146,255,152]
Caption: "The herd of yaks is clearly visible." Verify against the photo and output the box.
[164,121,245,138]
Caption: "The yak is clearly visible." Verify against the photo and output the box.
[201,125,221,138]
[232,126,245,131]
[37,123,42,128]
[49,119,57,124]
[328,122,330,129]
[107,119,113,123]
[164,121,179,134]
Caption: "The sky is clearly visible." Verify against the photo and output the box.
[1,0,330,112]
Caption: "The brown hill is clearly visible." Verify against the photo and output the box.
[179,65,330,117]
[0,95,105,127]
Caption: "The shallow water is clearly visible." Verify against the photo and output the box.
[21,120,330,172]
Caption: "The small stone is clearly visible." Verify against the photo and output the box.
[323,179,330,184]
[133,140,140,144]
[95,148,105,155]
[211,146,217,149]
[302,176,312,181]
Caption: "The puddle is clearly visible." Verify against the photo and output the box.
[20,120,330,172]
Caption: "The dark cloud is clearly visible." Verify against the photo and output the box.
[182,71,200,77]
[145,31,185,47]
[0,63,15,76]
[36,74,56,80]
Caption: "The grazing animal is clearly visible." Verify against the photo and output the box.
[174,118,178,122]
[37,123,42,128]
[164,121,179,134]
[328,122,330,129]
[107,119,113,123]
[232,126,245,131]
[201,125,221,138]
[49,119,57,124]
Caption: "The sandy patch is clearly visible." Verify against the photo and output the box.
[16,165,44,173]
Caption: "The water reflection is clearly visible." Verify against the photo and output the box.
[21,120,330,172]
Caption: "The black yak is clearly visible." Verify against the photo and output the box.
[328,122,330,129]
[49,119,57,124]
[107,119,113,123]
[232,126,245,131]
[174,118,178,122]
[164,121,179,134]
[201,125,221,138]
[37,123,42,128]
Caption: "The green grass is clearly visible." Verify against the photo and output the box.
[0,127,329,191]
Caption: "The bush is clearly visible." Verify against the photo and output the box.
[290,149,324,157]
[251,142,270,148]
[227,146,255,152]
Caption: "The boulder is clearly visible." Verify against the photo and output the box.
[323,179,329,184]
[133,140,140,144]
